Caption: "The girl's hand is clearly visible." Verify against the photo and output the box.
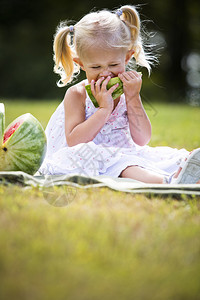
[118,71,142,101]
[90,76,119,112]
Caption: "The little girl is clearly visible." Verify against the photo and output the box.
[39,5,200,184]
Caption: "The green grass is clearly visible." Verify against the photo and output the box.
[1,99,200,300]
[148,103,200,150]
[4,99,200,150]
[3,99,60,130]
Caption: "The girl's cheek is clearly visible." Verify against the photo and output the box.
[117,67,125,74]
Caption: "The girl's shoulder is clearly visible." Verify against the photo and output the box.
[64,79,87,106]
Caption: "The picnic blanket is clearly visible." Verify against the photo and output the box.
[1,171,200,196]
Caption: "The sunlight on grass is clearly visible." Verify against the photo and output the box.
[3,99,200,150]
[3,99,60,129]
[149,103,200,150]
[1,100,200,300]
[0,185,200,300]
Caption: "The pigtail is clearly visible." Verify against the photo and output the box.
[117,5,153,74]
[53,23,79,87]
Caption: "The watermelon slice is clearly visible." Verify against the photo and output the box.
[85,73,142,108]
[85,77,124,108]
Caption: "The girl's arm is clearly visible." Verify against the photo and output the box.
[118,71,152,146]
[64,79,116,147]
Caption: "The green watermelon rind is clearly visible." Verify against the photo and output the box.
[85,85,99,108]
[1,113,47,175]
[0,103,5,146]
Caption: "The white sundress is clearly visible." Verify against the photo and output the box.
[38,84,188,178]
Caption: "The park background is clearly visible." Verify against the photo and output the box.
[0,0,200,105]
[1,2,200,300]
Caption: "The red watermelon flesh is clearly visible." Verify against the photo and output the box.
[3,120,23,144]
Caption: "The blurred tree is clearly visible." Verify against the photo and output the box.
[148,0,200,102]
[165,0,189,100]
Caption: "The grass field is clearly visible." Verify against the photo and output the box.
[1,99,200,300]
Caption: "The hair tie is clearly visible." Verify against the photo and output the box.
[116,9,123,17]
[69,25,74,33]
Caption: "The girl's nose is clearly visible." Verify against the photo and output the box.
[100,69,112,77]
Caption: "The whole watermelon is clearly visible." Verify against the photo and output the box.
[0,103,47,175]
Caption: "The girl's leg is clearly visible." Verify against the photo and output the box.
[119,165,164,184]
[119,148,200,184]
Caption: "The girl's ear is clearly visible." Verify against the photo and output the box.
[125,50,135,65]
[73,57,85,71]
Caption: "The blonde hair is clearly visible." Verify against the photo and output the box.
[53,5,155,87]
